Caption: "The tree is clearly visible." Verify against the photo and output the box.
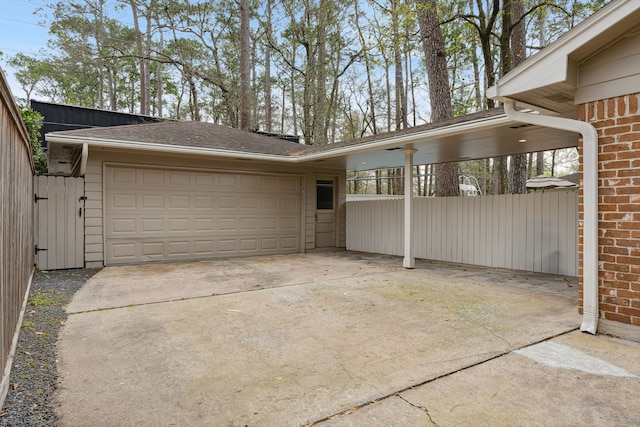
[239,0,251,130]
[20,105,47,174]
[417,0,459,197]
[507,0,528,194]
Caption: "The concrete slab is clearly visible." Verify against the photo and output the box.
[67,252,399,313]
[323,331,640,427]
[55,252,586,426]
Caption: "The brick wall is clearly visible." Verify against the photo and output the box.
[578,93,640,329]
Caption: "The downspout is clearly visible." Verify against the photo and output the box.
[503,101,599,334]
[69,143,88,177]
[79,143,88,177]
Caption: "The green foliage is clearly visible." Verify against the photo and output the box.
[29,290,60,306]
[19,105,47,175]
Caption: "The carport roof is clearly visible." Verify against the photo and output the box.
[46,106,578,175]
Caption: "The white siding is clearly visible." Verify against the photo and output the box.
[575,27,640,104]
[347,190,578,276]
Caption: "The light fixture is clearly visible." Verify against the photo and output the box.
[518,139,527,143]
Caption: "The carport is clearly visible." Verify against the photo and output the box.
[46,106,592,330]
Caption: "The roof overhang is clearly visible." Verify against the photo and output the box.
[488,0,640,117]
[46,112,578,176]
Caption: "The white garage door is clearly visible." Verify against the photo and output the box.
[104,165,302,265]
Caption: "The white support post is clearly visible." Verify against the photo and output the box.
[402,147,416,269]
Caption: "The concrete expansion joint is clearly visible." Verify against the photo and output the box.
[396,394,440,427]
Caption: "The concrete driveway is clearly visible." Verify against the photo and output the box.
[54,252,640,426]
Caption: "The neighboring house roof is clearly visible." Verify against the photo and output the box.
[526,175,578,189]
[561,172,580,184]
[488,0,640,116]
[31,100,164,149]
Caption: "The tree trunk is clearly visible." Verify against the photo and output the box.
[264,0,272,132]
[354,0,377,134]
[417,0,459,197]
[313,0,329,144]
[392,0,407,131]
[507,0,528,194]
[156,28,164,117]
[239,0,251,130]
[129,0,147,115]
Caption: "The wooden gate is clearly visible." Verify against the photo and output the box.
[34,176,85,270]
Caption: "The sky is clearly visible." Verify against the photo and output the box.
[0,0,53,98]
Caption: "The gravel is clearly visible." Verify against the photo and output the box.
[1,269,97,427]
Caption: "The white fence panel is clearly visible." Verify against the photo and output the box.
[346,190,578,276]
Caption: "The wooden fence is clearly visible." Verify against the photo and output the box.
[0,71,34,408]
[347,190,578,276]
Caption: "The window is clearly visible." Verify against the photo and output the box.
[316,180,334,210]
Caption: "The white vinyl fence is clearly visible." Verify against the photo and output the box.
[347,190,578,276]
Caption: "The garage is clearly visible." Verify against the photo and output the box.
[104,164,303,265]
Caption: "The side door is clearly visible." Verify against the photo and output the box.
[315,177,336,248]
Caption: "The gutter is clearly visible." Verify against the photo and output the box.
[502,101,599,334]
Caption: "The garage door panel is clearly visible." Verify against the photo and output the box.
[240,239,258,251]
[194,240,215,255]
[111,242,136,258]
[105,166,302,264]
[280,217,298,230]
[169,218,190,232]
[281,237,298,250]
[219,175,238,187]
[112,194,136,208]
[142,218,164,232]
[194,197,214,209]
[261,218,278,229]
[112,219,136,233]
[240,218,258,230]
[141,170,164,185]
[111,168,136,184]
[194,173,214,186]
[218,197,237,209]
[168,172,190,186]
[240,175,259,189]
[194,218,214,231]
[280,178,301,191]
[169,195,190,208]
[219,240,237,252]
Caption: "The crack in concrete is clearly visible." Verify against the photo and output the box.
[482,325,513,348]
[397,394,441,427]
[304,327,580,426]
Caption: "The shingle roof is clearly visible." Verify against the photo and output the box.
[48,108,506,157]
[48,108,504,162]
[51,121,309,156]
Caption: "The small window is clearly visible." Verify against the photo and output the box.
[316,180,334,210]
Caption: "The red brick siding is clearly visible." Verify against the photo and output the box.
[578,93,640,326]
